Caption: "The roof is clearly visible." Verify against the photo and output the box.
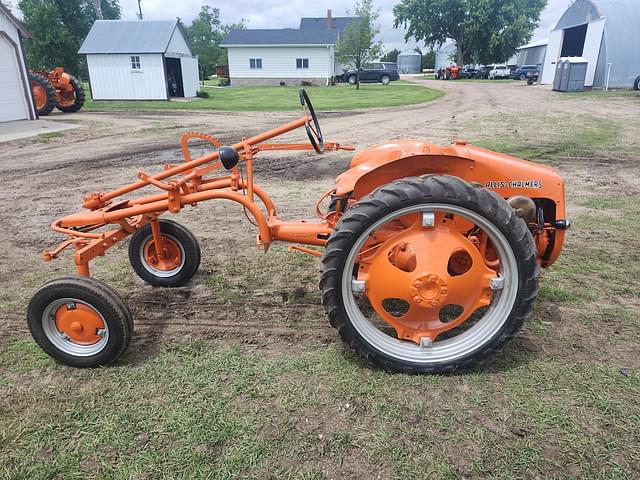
[221,28,338,46]
[0,2,31,38]
[300,16,358,35]
[221,16,358,47]
[79,20,180,54]
[517,38,548,50]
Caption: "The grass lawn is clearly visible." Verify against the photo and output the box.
[82,82,443,112]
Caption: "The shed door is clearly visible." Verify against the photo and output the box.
[0,35,30,122]
[180,57,199,98]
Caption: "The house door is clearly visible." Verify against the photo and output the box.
[165,57,184,97]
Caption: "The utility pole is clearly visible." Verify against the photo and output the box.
[137,0,143,19]
[95,0,103,20]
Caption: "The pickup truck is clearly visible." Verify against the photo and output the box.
[340,62,400,85]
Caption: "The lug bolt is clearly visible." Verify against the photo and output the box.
[441,288,448,294]
[414,296,423,304]
[431,300,439,306]
[413,281,423,288]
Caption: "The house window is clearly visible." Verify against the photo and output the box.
[130,55,141,70]
[249,58,262,69]
[296,58,309,69]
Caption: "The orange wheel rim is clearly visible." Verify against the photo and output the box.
[55,303,106,345]
[359,213,497,344]
[32,83,47,109]
[143,236,182,271]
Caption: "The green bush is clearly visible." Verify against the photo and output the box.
[196,90,210,98]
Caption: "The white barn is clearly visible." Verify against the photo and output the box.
[79,20,200,100]
[0,3,37,122]
[540,0,640,88]
[221,11,356,86]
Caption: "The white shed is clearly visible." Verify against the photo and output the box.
[79,20,200,100]
[0,3,37,122]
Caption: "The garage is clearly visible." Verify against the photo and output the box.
[540,0,640,89]
[0,3,36,122]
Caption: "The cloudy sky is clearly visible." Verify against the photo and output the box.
[117,0,571,51]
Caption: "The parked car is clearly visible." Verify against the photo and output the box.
[488,64,510,79]
[459,66,479,79]
[477,65,493,79]
[512,65,539,80]
[343,62,399,85]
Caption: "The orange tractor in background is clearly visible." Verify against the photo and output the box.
[30,67,85,116]
[28,89,570,374]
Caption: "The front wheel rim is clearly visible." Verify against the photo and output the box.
[140,233,186,277]
[42,298,109,356]
[340,203,519,365]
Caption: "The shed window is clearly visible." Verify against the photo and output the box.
[296,58,309,69]
[249,58,263,69]
[130,55,141,70]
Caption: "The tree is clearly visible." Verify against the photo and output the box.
[394,0,545,66]
[185,6,245,79]
[380,48,401,63]
[19,0,121,75]
[335,0,383,89]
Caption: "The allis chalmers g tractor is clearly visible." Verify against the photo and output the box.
[27,90,569,373]
[30,67,85,116]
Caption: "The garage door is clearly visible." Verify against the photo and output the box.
[0,35,29,122]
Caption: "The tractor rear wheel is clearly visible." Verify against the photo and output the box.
[320,175,538,373]
[27,276,132,367]
[30,72,56,116]
[56,75,85,112]
[129,219,201,287]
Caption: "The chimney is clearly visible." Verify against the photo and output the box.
[327,9,333,29]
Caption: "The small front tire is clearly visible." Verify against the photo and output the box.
[634,75,640,91]
[348,75,357,85]
[129,219,201,287]
[27,276,132,367]
[381,75,391,85]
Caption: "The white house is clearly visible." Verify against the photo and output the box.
[540,0,640,88]
[221,10,356,86]
[0,2,37,122]
[79,20,199,100]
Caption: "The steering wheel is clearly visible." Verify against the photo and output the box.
[299,89,324,153]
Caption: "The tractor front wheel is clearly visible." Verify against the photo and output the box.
[56,75,85,113]
[27,276,133,367]
[320,175,538,373]
[129,219,201,287]
[30,72,56,116]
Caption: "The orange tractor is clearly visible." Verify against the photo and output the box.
[30,67,85,116]
[28,90,569,373]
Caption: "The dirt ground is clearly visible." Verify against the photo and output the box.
[0,80,637,351]
[1,79,639,478]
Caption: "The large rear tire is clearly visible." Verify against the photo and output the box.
[27,276,132,367]
[30,72,56,116]
[320,175,538,373]
[56,75,85,112]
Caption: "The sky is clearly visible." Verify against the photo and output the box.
[117,0,572,51]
